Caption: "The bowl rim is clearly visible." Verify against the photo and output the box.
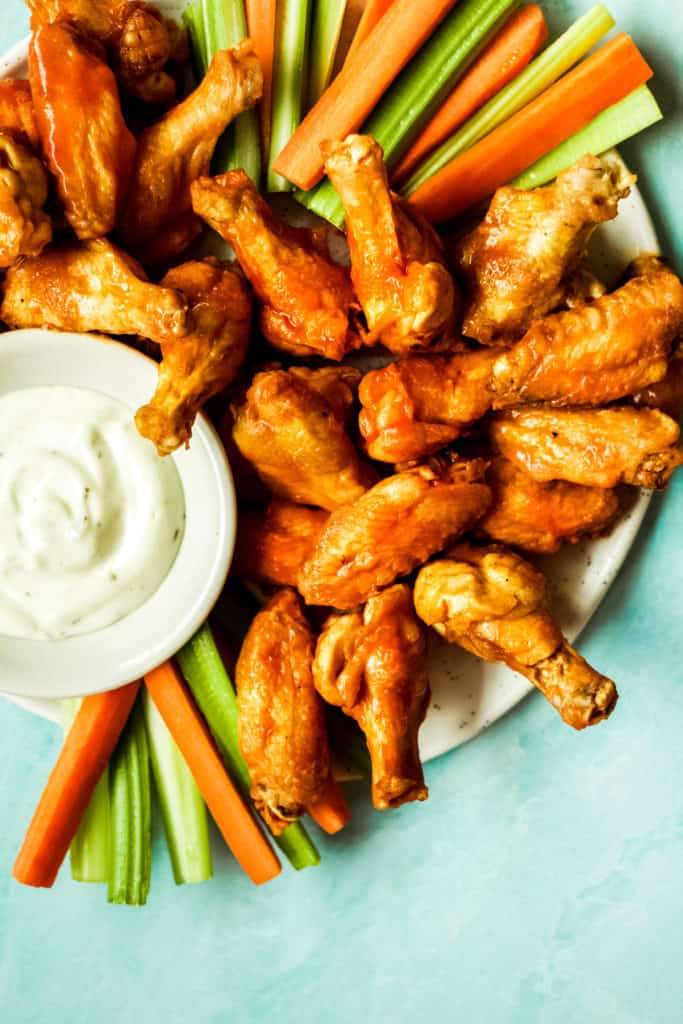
[0,328,236,698]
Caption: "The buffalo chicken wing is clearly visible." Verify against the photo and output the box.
[233,500,329,588]
[0,132,52,266]
[0,80,39,146]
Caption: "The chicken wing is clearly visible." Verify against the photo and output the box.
[314,584,429,810]
[232,368,377,510]
[632,357,683,420]
[135,258,252,455]
[1,239,188,343]
[119,41,262,258]
[454,155,633,345]
[414,543,618,729]
[491,407,683,490]
[287,365,362,423]
[358,348,498,463]
[29,22,136,240]
[298,459,492,610]
[491,256,683,407]
[0,132,52,266]
[191,171,361,360]
[0,80,39,146]
[322,135,458,355]
[235,588,330,834]
[478,456,619,554]
[233,500,330,588]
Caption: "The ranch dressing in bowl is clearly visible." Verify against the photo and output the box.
[0,385,185,640]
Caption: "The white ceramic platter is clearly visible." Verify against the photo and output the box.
[0,10,659,758]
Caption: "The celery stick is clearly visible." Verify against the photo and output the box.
[510,86,663,190]
[268,0,313,192]
[177,622,321,870]
[142,689,212,886]
[297,0,520,225]
[108,699,152,906]
[402,3,615,197]
[307,0,348,109]
[183,1,209,72]
[61,700,109,883]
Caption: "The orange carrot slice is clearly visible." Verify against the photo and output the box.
[408,33,653,223]
[245,0,277,156]
[272,0,459,190]
[345,0,396,63]
[145,661,281,885]
[308,776,351,835]
[393,4,548,183]
[13,682,140,888]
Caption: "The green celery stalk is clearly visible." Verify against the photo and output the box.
[510,85,663,190]
[183,0,209,72]
[108,699,152,906]
[142,689,213,886]
[268,0,313,191]
[402,2,615,197]
[177,622,321,870]
[297,0,520,225]
[61,700,109,884]
[307,0,348,109]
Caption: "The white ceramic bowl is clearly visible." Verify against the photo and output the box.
[0,329,236,699]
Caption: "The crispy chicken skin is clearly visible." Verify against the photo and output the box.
[491,407,683,490]
[236,589,330,834]
[0,80,39,146]
[454,155,632,345]
[491,256,683,408]
[135,258,252,455]
[0,132,52,266]
[1,239,188,343]
[232,368,377,511]
[358,348,498,463]
[119,42,262,258]
[298,460,492,610]
[414,543,618,729]
[478,456,619,554]
[632,358,683,420]
[323,135,458,355]
[29,22,136,240]
[314,585,430,810]
[233,500,329,588]
[191,171,362,360]
[287,365,362,423]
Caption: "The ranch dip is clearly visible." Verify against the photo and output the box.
[0,385,185,640]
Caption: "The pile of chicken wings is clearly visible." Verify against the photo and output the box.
[4,2,683,830]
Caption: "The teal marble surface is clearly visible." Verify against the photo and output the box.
[1,2,683,1022]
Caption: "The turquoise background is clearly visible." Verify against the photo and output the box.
[1,1,683,1020]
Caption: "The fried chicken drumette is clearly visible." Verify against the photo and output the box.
[233,500,330,589]
[232,367,376,510]
[236,589,330,834]
[0,132,52,266]
[136,258,252,455]
[491,407,683,490]
[298,460,491,610]
[314,585,430,810]
[414,543,618,729]
[192,170,362,360]
[454,155,633,345]
[322,134,458,355]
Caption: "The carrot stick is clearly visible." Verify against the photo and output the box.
[13,682,140,888]
[307,776,351,835]
[345,0,396,63]
[393,4,548,183]
[408,32,653,223]
[272,0,459,190]
[245,0,276,158]
[144,661,281,885]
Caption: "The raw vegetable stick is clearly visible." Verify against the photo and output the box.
[61,699,109,884]
[267,0,313,191]
[13,681,140,889]
[144,661,281,885]
[401,2,615,197]
[178,622,322,870]
[510,85,663,190]
[272,0,459,190]
[393,4,547,183]
[307,0,348,108]
[344,0,396,63]
[408,33,653,223]
[307,776,352,835]
[245,0,276,156]
[108,698,152,906]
